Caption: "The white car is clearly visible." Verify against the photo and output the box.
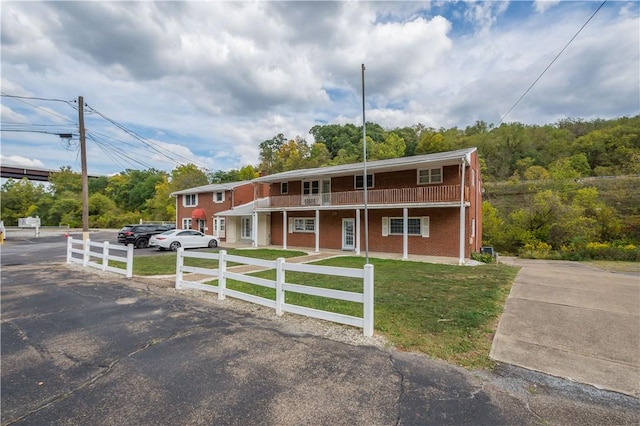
[149,229,219,251]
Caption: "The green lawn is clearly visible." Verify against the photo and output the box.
[220,256,519,369]
[112,250,519,369]
[113,248,308,275]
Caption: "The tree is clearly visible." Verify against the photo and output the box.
[0,178,52,225]
[88,193,120,228]
[368,132,405,160]
[481,201,506,248]
[258,133,286,173]
[49,166,81,196]
[145,176,175,221]
[169,164,208,192]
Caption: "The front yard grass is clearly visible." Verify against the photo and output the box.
[114,248,308,275]
[221,256,519,369]
[112,250,519,369]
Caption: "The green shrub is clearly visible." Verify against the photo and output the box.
[471,252,495,264]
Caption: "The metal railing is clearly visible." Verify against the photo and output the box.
[256,185,468,208]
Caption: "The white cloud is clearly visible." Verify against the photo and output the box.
[0,155,46,168]
[0,1,637,175]
[534,1,561,14]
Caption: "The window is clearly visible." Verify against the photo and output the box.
[183,193,197,207]
[281,182,288,194]
[289,218,315,233]
[303,180,319,195]
[182,218,192,229]
[382,216,429,237]
[417,168,442,185]
[354,174,374,189]
[214,191,224,203]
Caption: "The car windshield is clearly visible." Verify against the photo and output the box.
[120,226,134,232]
[159,230,175,235]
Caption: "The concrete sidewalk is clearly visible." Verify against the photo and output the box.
[491,258,640,397]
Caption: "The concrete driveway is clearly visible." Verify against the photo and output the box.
[491,258,640,397]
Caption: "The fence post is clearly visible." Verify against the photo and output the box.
[102,241,109,271]
[126,243,134,278]
[175,247,184,289]
[275,258,285,316]
[218,250,226,300]
[66,236,72,264]
[83,239,91,267]
[363,264,374,337]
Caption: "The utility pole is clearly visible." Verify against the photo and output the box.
[79,96,89,241]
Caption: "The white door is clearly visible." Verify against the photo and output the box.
[214,218,226,238]
[342,218,355,250]
[322,179,331,205]
[241,217,252,239]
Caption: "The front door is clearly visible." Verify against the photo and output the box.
[342,218,355,250]
[241,216,252,240]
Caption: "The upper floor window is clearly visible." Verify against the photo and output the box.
[183,193,197,207]
[303,180,319,195]
[214,192,224,203]
[417,168,442,185]
[354,174,374,189]
[281,182,288,194]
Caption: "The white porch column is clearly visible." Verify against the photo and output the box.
[282,211,287,249]
[315,209,320,253]
[355,209,361,255]
[252,212,258,248]
[403,207,408,260]
[459,159,467,265]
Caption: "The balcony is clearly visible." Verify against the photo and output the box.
[256,185,468,209]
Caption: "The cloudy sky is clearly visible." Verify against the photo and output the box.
[1,1,638,176]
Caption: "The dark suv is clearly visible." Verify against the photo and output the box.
[117,224,175,248]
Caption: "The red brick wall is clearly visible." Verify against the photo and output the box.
[270,208,464,257]
[265,152,483,258]
[175,182,258,236]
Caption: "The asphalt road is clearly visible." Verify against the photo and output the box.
[1,237,638,425]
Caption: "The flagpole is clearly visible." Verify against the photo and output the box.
[362,64,369,264]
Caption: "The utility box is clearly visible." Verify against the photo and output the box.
[481,246,497,258]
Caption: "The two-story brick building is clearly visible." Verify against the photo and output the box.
[173,147,482,264]
[171,181,267,242]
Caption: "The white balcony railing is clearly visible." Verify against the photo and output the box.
[256,185,468,209]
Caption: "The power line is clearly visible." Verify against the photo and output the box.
[84,103,211,170]
[1,92,76,124]
[497,0,607,126]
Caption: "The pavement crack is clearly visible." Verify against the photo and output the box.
[3,330,193,426]
[388,354,406,426]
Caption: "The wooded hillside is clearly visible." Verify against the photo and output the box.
[2,115,638,260]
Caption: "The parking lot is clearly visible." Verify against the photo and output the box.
[2,231,639,425]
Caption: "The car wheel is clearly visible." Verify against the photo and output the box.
[135,238,148,249]
[169,241,181,251]
[208,239,218,248]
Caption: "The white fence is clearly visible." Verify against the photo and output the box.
[66,237,134,278]
[176,249,374,336]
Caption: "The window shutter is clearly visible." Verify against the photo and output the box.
[382,217,389,237]
[288,218,294,233]
[421,217,430,238]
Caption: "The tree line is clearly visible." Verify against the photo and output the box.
[2,115,638,259]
